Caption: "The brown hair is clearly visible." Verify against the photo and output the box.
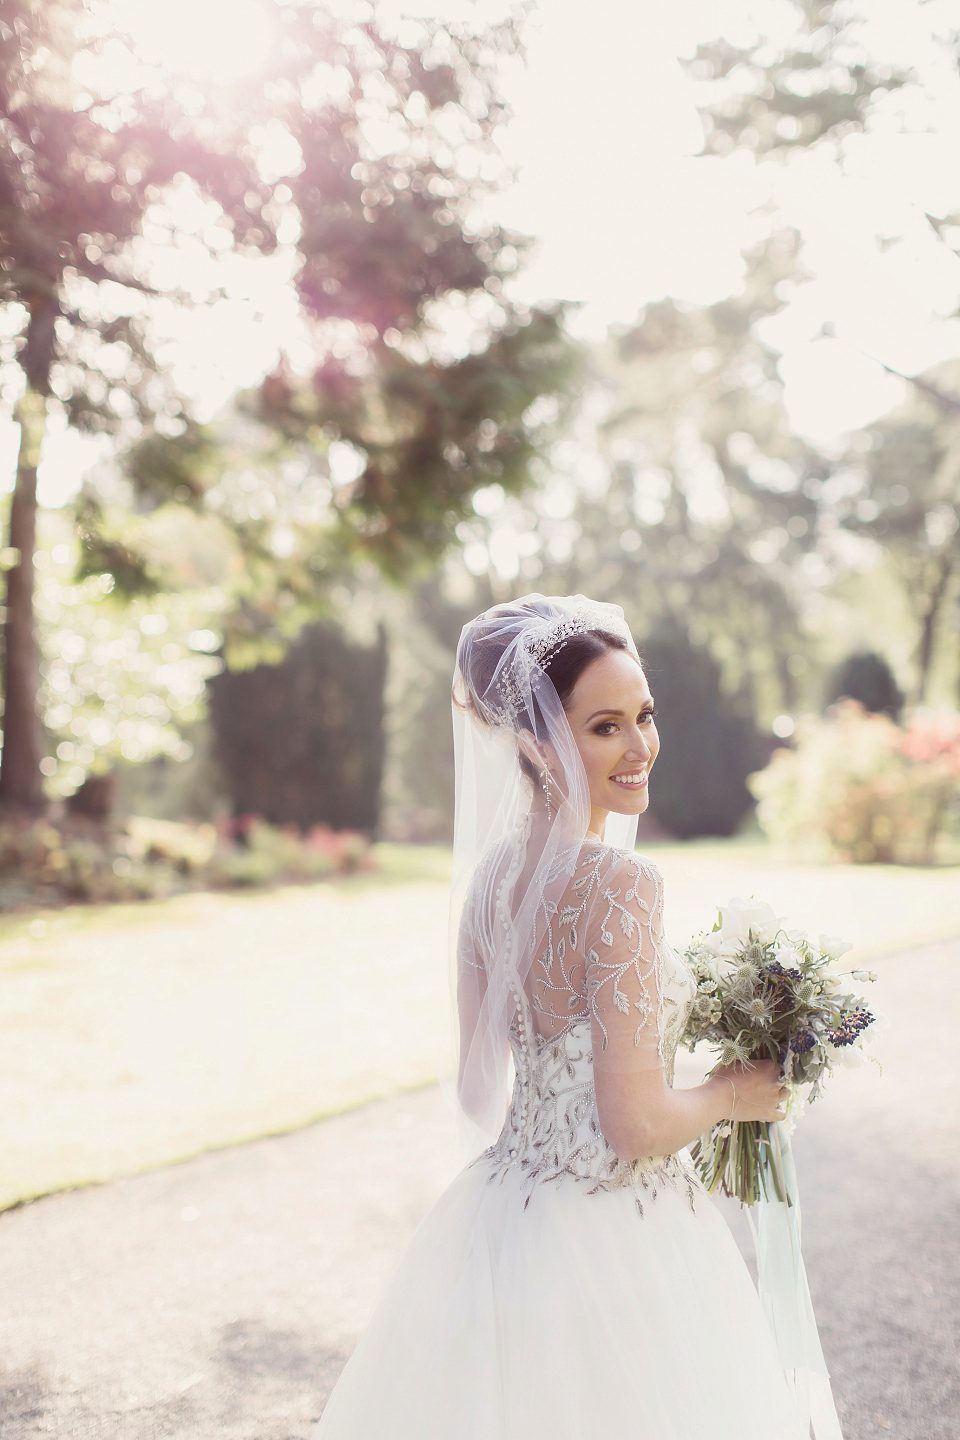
[539,629,628,708]
[455,606,629,778]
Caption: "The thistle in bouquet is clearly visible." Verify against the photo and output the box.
[681,898,882,1206]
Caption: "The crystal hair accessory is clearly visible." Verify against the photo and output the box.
[523,614,591,669]
[485,665,527,728]
[484,606,613,728]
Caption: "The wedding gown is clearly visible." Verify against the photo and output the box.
[314,844,812,1439]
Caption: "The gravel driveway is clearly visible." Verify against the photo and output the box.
[1,934,957,1440]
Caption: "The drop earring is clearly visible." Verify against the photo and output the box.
[541,765,557,821]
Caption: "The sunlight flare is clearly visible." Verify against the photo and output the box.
[111,0,275,82]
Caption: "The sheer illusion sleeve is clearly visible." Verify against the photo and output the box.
[456,883,486,1071]
[584,853,668,1076]
[455,872,508,1132]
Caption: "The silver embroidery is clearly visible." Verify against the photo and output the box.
[478,846,700,1214]
[482,1022,701,1215]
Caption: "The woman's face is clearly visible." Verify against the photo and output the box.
[563,647,659,831]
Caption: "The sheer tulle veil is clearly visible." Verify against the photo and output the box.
[448,594,640,1160]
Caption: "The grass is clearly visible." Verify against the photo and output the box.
[0,856,454,1210]
[370,842,453,886]
[2,837,960,1212]
[0,841,453,961]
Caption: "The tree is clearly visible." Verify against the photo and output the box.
[380,1,960,839]
[490,232,824,726]
[825,650,904,720]
[640,627,767,839]
[682,3,960,707]
[0,0,275,811]
[836,365,960,703]
[250,307,575,585]
[209,4,577,640]
[156,6,577,829]
[456,1,925,705]
[1,0,576,813]
[208,621,387,832]
[686,0,909,161]
[642,2,958,708]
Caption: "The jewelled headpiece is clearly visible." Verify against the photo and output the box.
[456,595,634,732]
[523,614,590,670]
[486,612,597,727]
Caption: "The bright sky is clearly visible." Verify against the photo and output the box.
[17,0,960,506]
[494,0,960,441]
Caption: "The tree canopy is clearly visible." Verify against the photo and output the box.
[0,0,576,807]
[686,0,910,159]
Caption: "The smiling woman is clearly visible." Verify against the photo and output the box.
[308,594,812,1440]
[559,645,660,838]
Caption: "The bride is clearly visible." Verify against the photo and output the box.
[314,594,836,1439]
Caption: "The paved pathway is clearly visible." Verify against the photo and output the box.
[2,936,958,1439]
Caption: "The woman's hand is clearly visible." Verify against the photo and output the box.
[713,1058,788,1122]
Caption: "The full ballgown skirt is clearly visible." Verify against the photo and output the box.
[314,1025,810,1440]
[314,847,819,1438]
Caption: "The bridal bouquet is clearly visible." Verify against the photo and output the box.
[680,898,880,1205]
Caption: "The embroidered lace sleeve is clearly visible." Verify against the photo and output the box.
[457,878,486,1038]
[456,867,503,1127]
[585,852,668,1076]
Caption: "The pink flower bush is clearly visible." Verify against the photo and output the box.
[898,712,960,776]
[750,701,960,864]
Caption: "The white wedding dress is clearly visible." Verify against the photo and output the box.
[314,845,812,1439]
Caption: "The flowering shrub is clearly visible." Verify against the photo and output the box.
[208,818,371,888]
[0,814,373,910]
[750,702,960,864]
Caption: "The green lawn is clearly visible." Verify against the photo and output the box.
[0,841,453,952]
[1,839,958,1211]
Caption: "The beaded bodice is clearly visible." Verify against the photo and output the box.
[472,844,700,1211]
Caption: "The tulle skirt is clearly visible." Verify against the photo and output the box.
[314,1154,809,1439]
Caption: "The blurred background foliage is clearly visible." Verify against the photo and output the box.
[1,0,960,901]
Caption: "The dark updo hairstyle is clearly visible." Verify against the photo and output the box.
[539,629,628,709]
[455,601,629,780]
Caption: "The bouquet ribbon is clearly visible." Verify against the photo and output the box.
[750,1123,843,1440]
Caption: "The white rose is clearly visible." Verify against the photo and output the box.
[824,1040,866,1069]
[776,944,804,968]
[707,952,739,982]
[717,897,782,947]
[702,932,742,961]
[717,937,745,959]
[819,933,852,961]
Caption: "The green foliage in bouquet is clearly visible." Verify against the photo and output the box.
[681,898,880,1205]
[750,702,960,865]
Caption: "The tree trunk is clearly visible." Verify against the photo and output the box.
[913,551,955,706]
[0,393,47,813]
